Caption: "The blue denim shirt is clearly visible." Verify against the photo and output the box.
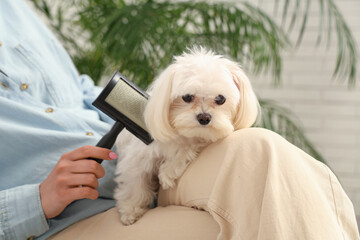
[0,1,117,239]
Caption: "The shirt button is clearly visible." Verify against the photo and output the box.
[86,132,94,136]
[0,82,9,89]
[45,107,54,113]
[20,83,29,90]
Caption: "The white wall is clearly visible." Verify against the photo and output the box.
[249,0,360,217]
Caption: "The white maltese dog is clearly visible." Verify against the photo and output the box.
[114,47,259,225]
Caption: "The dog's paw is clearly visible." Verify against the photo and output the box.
[119,206,148,225]
[158,172,176,189]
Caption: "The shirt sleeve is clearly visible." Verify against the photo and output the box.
[0,184,49,240]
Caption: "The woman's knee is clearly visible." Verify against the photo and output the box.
[228,127,283,145]
[211,127,286,159]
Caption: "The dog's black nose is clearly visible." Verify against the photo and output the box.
[197,113,212,125]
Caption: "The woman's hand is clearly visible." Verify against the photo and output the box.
[39,145,118,219]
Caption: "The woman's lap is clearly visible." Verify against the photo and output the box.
[51,128,359,240]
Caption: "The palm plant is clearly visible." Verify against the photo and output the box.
[31,0,358,163]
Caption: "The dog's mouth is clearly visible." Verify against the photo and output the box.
[177,122,233,143]
[170,110,234,142]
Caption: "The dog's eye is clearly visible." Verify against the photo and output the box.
[182,94,194,103]
[215,95,226,105]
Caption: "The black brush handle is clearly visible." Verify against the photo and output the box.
[89,121,124,164]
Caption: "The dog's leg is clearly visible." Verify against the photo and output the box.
[114,170,156,225]
[158,147,198,189]
[114,143,158,225]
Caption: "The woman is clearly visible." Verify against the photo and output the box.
[0,1,358,239]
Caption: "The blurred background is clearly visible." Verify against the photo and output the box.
[29,0,360,227]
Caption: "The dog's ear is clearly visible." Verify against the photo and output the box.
[225,59,260,129]
[144,65,177,142]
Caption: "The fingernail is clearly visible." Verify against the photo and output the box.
[109,152,118,159]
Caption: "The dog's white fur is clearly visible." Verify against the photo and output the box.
[114,47,259,225]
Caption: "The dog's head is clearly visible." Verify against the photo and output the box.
[144,47,259,143]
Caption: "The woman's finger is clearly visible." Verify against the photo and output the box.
[70,160,106,178]
[67,173,99,189]
[62,145,118,162]
[67,186,99,202]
